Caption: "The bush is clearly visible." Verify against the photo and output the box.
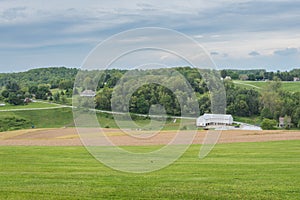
[261,118,277,130]
[0,115,32,132]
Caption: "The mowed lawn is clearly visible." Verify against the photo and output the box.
[234,80,300,93]
[0,102,60,110]
[0,140,299,199]
[0,107,194,131]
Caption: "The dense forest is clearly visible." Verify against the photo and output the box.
[0,67,78,88]
[1,67,300,128]
[0,67,78,104]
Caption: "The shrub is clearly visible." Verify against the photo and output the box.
[0,115,32,132]
[261,118,277,130]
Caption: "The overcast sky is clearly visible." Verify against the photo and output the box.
[0,0,300,72]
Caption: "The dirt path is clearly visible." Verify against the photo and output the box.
[0,128,299,146]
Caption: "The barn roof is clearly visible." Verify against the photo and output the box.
[80,90,96,97]
[200,113,232,120]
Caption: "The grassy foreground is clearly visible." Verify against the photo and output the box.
[0,140,299,199]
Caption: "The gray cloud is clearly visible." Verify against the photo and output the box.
[0,0,300,71]
[273,48,298,56]
[249,51,260,56]
[136,3,157,12]
[210,51,219,56]
[222,53,228,58]
[194,0,300,34]
[0,6,26,21]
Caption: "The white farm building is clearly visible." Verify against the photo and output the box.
[80,90,96,97]
[196,114,233,127]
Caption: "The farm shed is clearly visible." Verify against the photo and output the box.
[80,90,96,97]
[196,114,233,127]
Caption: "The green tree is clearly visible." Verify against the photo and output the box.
[260,79,282,119]
[61,96,67,104]
[198,93,211,115]
[83,77,94,90]
[1,90,9,98]
[261,118,277,130]
[6,81,20,92]
[36,84,50,99]
[4,82,24,105]
[7,93,24,105]
[261,107,273,119]
[65,89,73,98]
[292,107,300,128]
[59,79,73,90]
[53,92,60,102]
[235,100,249,117]
[29,85,38,95]
[220,70,227,78]
[95,87,112,111]
[248,74,256,81]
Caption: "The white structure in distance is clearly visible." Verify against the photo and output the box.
[80,90,96,97]
[196,114,233,127]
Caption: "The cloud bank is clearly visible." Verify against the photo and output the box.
[0,0,299,72]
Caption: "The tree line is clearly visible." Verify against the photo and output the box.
[0,67,77,105]
[1,67,300,128]
[220,68,300,81]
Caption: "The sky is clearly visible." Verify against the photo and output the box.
[0,0,300,72]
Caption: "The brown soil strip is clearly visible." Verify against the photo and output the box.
[0,128,299,146]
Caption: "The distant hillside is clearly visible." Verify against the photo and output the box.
[221,68,300,81]
[0,66,300,129]
[233,80,300,93]
[0,67,78,88]
[1,67,299,88]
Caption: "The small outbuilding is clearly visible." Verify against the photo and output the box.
[80,90,96,97]
[24,98,32,104]
[278,117,285,128]
[224,76,232,80]
[196,114,233,127]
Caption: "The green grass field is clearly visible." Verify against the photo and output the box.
[1,108,74,129]
[1,108,193,131]
[234,80,300,93]
[96,113,193,130]
[281,82,300,92]
[0,102,60,110]
[0,140,299,199]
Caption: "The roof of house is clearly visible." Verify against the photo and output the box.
[80,90,96,96]
[279,117,285,122]
[199,113,233,120]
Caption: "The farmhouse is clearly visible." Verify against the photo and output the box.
[80,90,96,97]
[279,117,285,128]
[196,114,233,127]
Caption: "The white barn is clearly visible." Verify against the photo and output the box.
[196,114,233,127]
[80,90,96,97]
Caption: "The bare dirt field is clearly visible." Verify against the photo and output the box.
[0,128,299,146]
